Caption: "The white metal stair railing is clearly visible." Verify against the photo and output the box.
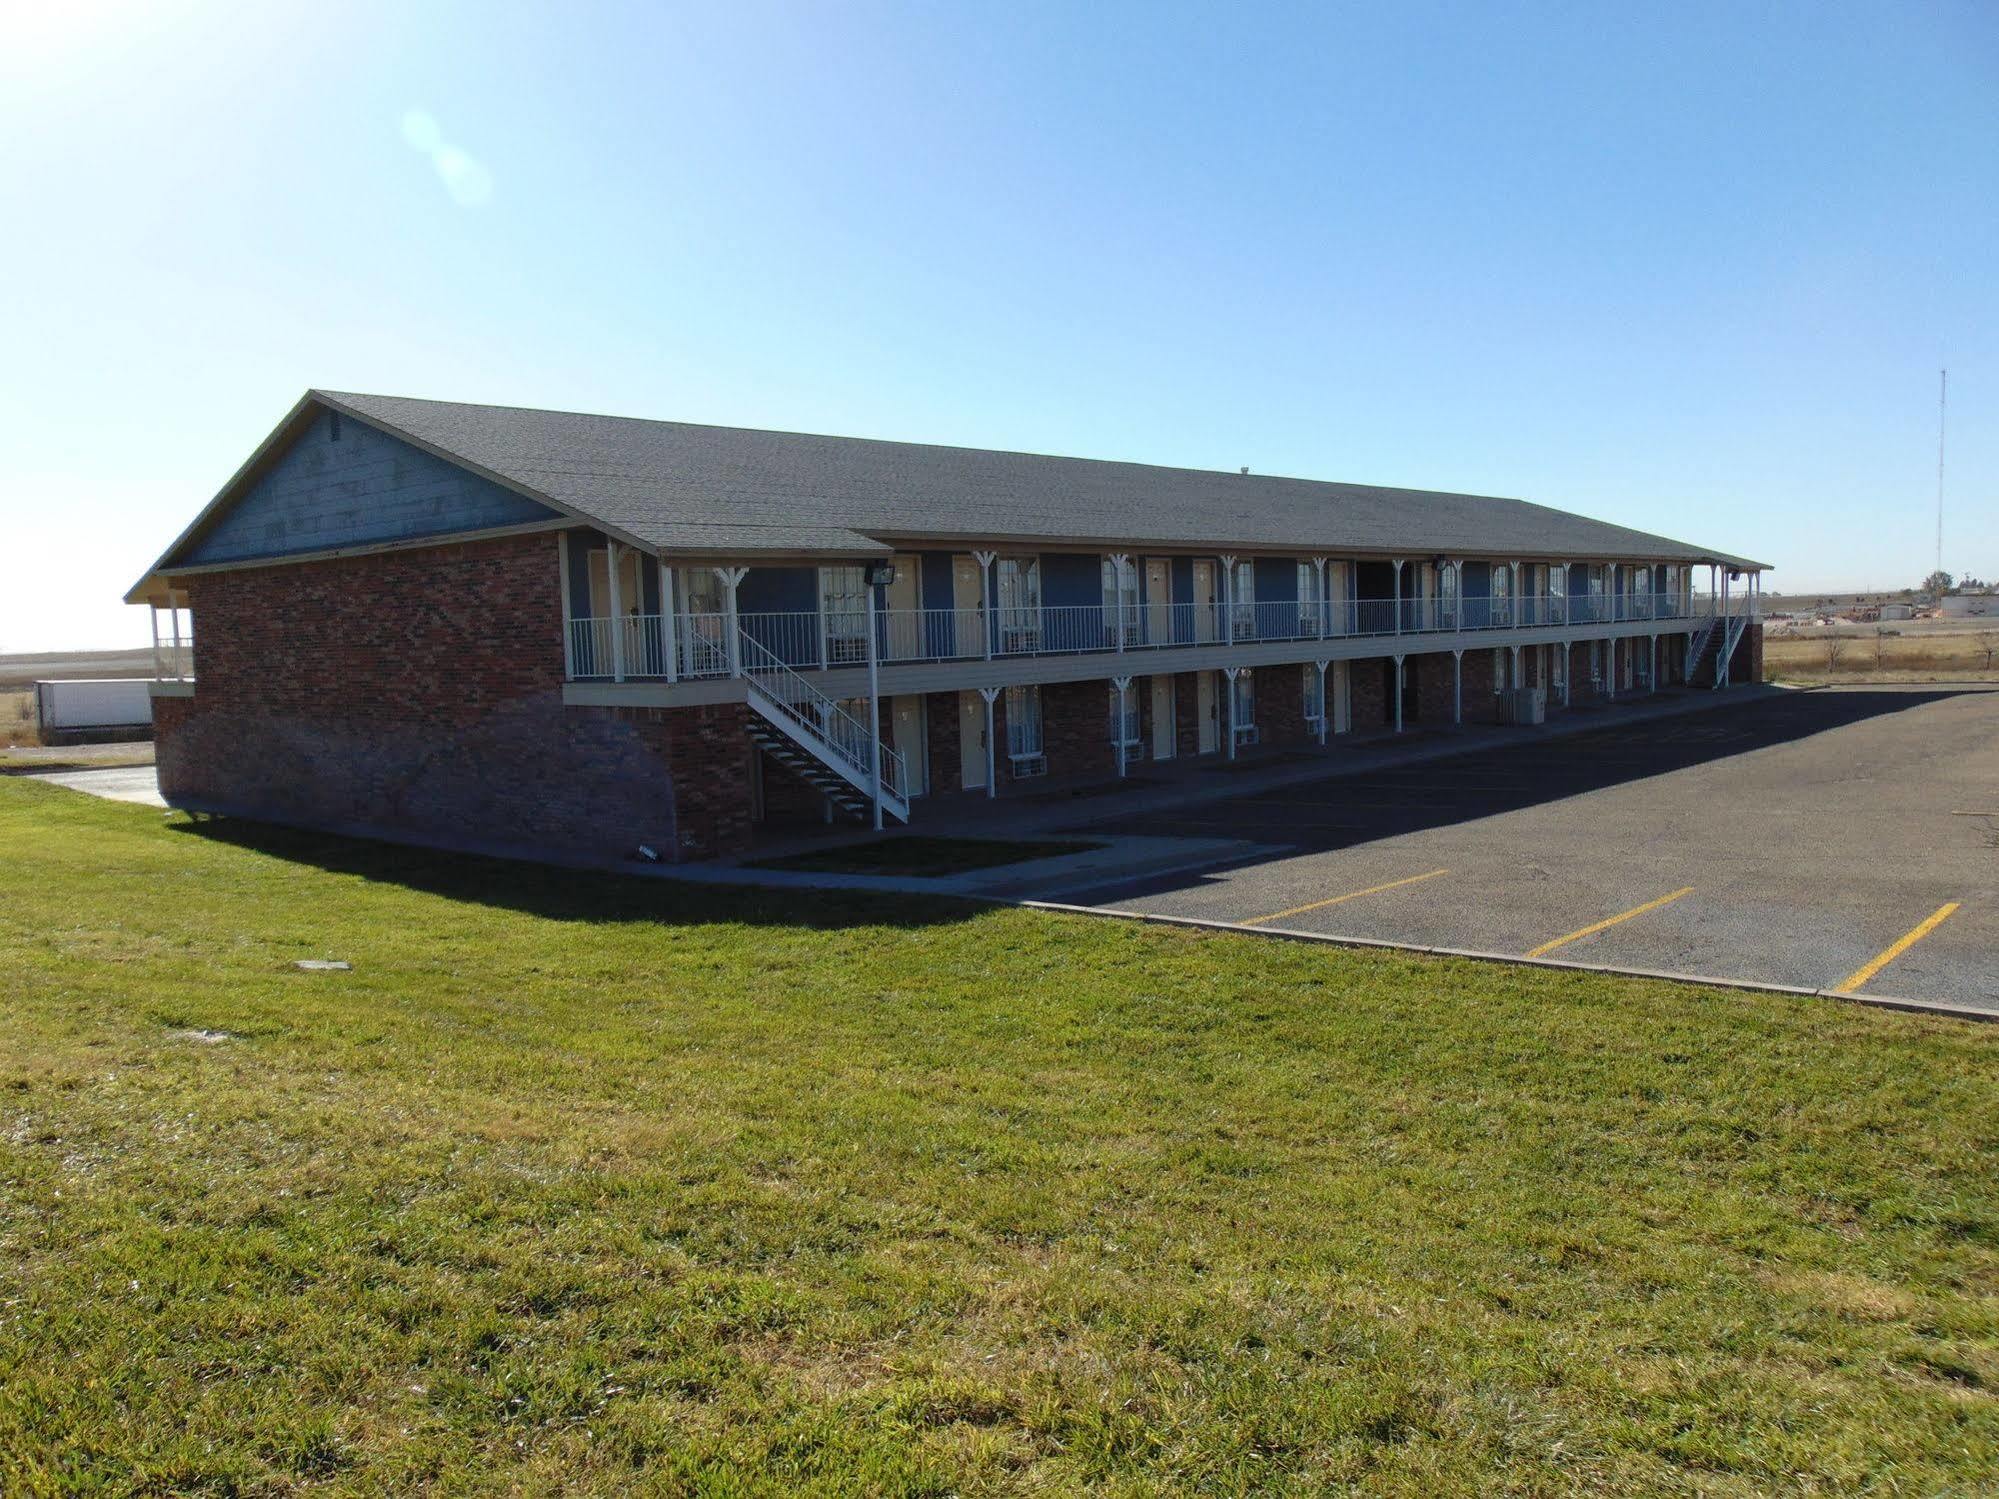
[737,631,909,822]
[1715,604,1751,690]
[1684,605,1720,683]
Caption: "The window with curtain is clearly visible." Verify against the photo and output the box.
[1294,561,1322,633]
[1100,557,1138,643]
[1302,665,1324,724]
[997,557,1041,650]
[1107,683,1141,747]
[1232,669,1255,725]
[1490,563,1513,625]
[1231,560,1257,639]
[1004,684,1043,761]
[819,565,868,664]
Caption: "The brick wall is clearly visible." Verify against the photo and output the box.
[1741,621,1764,683]
[155,532,757,861]
[1349,656,1391,732]
[925,690,964,794]
[1566,640,1606,702]
[1040,679,1115,781]
[1174,671,1204,758]
[1256,664,1311,746]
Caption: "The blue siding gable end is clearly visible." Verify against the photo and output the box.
[184,406,560,566]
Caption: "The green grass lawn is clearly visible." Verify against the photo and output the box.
[750,836,1104,877]
[1,780,1995,1495]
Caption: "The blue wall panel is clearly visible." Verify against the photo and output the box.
[1041,552,1101,609]
[186,406,558,565]
[738,566,816,614]
[738,566,818,665]
[1253,558,1298,603]
[920,552,960,657]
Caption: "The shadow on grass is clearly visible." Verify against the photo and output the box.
[170,817,983,932]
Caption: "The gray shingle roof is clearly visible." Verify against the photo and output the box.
[318,391,1765,568]
[143,390,1765,592]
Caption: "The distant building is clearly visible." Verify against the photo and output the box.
[1941,592,1997,619]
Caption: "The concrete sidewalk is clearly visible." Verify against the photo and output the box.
[17,765,167,807]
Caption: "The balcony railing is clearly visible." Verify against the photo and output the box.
[566,592,1699,680]
[152,641,194,681]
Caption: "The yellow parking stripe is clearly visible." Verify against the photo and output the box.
[1526,886,1694,959]
[1837,902,1961,993]
[1240,868,1450,927]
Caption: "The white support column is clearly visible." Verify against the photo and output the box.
[1720,568,1731,688]
[1606,637,1617,701]
[979,685,1000,799]
[1650,633,1659,692]
[1315,659,1329,746]
[1111,674,1132,778]
[974,549,997,661]
[1392,653,1405,733]
[1510,642,1523,698]
[1312,556,1328,640]
[149,604,163,680]
[1223,665,1240,759]
[1219,554,1237,641]
[715,566,748,678]
[659,556,678,683]
[1452,649,1463,727]
[1108,553,1130,652]
[606,542,627,682]
[866,578,883,831]
[1392,559,1405,634]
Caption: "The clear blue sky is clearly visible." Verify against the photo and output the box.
[3,1,1995,651]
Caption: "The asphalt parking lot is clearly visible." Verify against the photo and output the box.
[1061,686,1999,1012]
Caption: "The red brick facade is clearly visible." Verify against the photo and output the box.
[156,523,1737,858]
[155,532,757,861]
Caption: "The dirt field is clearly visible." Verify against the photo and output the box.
[1764,622,1999,683]
[0,691,36,749]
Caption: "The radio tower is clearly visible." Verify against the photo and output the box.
[1935,369,1947,579]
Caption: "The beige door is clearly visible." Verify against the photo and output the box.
[1192,561,1218,642]
[958,690,986,790]
[951,556,983,660]
[893,694,927,796]
[1150,676,1175,760]
[1333,660,1352,733]
[1145,559,1172,644]
[885,554,922,659]
[1196,671,1218,753]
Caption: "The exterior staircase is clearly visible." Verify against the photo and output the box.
[1685,606,1749,688]
[738,632,910,823]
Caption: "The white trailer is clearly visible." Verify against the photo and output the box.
[33,679,155,736]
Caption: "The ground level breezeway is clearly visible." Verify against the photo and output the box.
[1055,686,1999,1012]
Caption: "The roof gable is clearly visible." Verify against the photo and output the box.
[181,403,558,568]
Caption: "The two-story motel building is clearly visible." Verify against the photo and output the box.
[129,392,1767,861]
